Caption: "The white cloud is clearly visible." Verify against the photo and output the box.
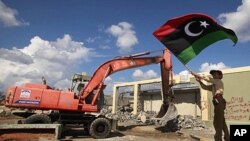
[103,76,114,94]
[21,35,96,63]
[54,78,71,90]
[0,34,97,91]
[0,0,29,27]
[132,69,158,81]
[218,0,250,42]
[106,22,138,53]
[199,62,230,72]
[99,45,111,50]
[178,70,190,82]
[179,70,189,76]
[105,76,112,82]
[86,36,101,43]
[0,48,33,64]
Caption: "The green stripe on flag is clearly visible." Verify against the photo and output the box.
[177,30,237,64]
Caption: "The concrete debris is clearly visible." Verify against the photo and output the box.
[0,109,5,116]
[177,115,206,129]
[0,106,12,117]
[100,106,137,123]
[101,105,206,132]
[152,103,178,126]
[156,115,206,132]
[155,118,179,132]
[137,111,157,123]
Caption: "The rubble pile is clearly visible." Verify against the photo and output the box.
[100,106,137,123]
[154,115,206,132]
[177,115,206,129]
[0,106,12,117]
[101,106,206,131]
[0,107,5,117]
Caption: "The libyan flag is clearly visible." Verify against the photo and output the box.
[153,13,238,64]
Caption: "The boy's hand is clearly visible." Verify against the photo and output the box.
[191,71,201,81]
[195,75,201,81]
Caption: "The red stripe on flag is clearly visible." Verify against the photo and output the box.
[153,13,216,41]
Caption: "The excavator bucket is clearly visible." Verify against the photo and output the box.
[156,103,169,118]
[151,57,178,126]
[152,102,178,126]
[157,102,178,126]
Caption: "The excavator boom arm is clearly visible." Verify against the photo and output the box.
[80,50,172,102]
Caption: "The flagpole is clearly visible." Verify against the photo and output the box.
[183,64,197,76]
[184,64,192,72]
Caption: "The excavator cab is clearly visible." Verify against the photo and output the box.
[70,72,91,94]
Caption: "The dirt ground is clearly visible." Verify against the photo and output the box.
[0,106,214,141]
[0,132,55,141]
[0,116,195,141]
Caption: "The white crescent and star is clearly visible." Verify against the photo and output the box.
[184,21,209,37]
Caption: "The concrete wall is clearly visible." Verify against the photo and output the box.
[141,93,162,112]
[223,68,250,123]
[174,90,201,117]
[139,90,201,117]
[112,79,161,114]
[112,66,250,124]
[190,66,250,124]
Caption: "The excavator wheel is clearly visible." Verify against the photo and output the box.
[23,114,52,124]
[89,117,111,139]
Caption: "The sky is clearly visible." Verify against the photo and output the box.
[0,0,250,94]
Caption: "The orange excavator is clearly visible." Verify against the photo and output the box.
[5,49,174,138]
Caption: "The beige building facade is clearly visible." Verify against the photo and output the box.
[112,66,250,124]
[190,66,250,124]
